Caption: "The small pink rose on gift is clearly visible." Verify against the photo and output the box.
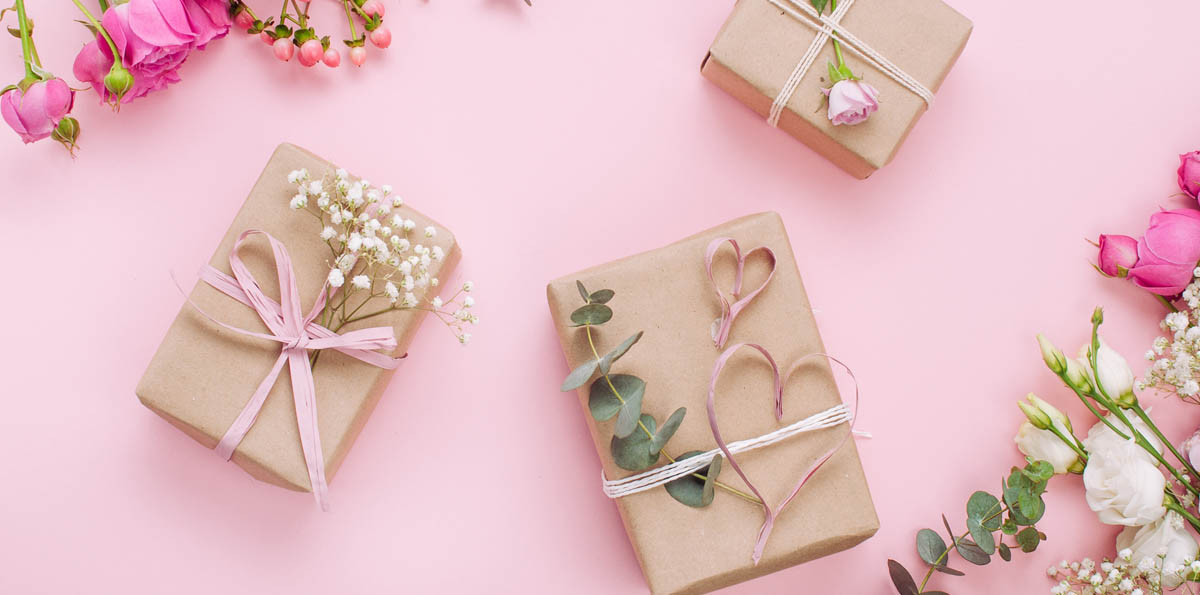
[1179,151,1200,199]
[823,79,880,126]
[1097,234,1138,278]
[1127,209,1200,296]
[0,78,74,144]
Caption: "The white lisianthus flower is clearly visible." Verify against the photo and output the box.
[1116,511,1199,588]
[1082,421,1167,526]
[1083,414,1163,459]
[1079,340,1136,406]
[1014,421,1081,475]
[327,269,344,288]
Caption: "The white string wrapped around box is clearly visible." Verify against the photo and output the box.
[601,403,854,499]
[764,0,936,128]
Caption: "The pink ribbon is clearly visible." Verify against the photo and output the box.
[707,343,860,565]
[705,238,776,349]
[178,230,403,510]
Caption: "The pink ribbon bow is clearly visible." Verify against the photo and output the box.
[705,238,776,349]
[179,230,403,510]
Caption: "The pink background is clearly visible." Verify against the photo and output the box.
[4,1,1200,593]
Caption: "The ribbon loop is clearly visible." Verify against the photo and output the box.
[705,238,776,349]
[178,230,403,510]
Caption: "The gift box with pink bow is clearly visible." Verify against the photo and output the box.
[137,143,475,508]
[546,212,878,595]
[702,0,972,178]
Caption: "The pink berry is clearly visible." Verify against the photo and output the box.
[298,39,323,67]
[273,38,294,62]
[323,48,341,68]
[368,26,391,49]
[234,10,254,30]
[349,46,367,67]
[260,31,274,45]
[361,0,384,17]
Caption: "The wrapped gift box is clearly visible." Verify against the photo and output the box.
[702,0,972,178]
[136,143,460,493]
[546,212,878,595]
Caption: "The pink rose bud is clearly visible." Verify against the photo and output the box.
[51,116,81,155]
[234,9,255,30]
[0,78,75,144]
[1179,151,1200,199]
[298,39,323,67]
[1128,209,1200,295]
[273,38,295,62]
[102,66,136,104]
[361,0,385,17]
[369,25,392,49]
[350,46,367,67]
[1097,234,1139,277]
[323,48,341,68]
[823,79,880,126]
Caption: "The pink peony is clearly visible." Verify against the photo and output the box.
[72,0,230,105]
[1127,209,1200,295]
[0,78,74,143]
[823,79,880,126]
[1097,234,1138,277]
[1179,151,1200,200]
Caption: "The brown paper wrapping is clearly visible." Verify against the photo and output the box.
[702,0,972,178]
[546,213,878,595]
[136,143,460,492]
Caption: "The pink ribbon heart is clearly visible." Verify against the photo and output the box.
[706,343,859,564]
[176,230,404,510]
[705,238,777,349]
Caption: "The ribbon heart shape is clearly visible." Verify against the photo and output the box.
[706,342,858,564]
[177,230,404,510]
[705,238,777,349]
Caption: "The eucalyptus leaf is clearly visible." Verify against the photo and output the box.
[561,360,598,391]
[589,289,615,304]
[611,414,660,471]
[598,331,644,375]
[954,538,991,566]
[886,560,918,595]
[614,385,645,439]
[1016,527,1041,553]
[588,374,645,421]
[916,529,947,567]
[570,304,613,326]
[967,491,1002,531]
[665,451,722,507]
[649,407,686,454]
[998,542,1012,562]
[576,280,590,302]
[934,566,964,577]
[967,518,995,555]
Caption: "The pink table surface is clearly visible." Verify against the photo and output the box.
[3,1,1200,593]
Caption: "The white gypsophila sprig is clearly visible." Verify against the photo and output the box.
[284,168,478,345]
[1047,550,1200,595]
[1140,268,1200,404]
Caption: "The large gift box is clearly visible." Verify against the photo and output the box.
[702,0,972,178]
[546,212,878,594]
[137,143,459,497]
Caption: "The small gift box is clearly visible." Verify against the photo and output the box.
[546,212,878,595]
[702,0,972,178]
[137,143,462,505]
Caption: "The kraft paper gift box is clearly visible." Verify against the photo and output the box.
[546,212,878,595]
[137,143,459,494]
[702,0,972,178]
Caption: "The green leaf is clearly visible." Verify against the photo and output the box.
[998,542,1012,562]
[838,62,856,81]
[827,61,842,84]
[1018,491,1045,524]
[598,331,643,375]
[576,280,590,302]
[665,451,722,507]
[1000,518,1017,535]
[1016,527,1041,553]
[588,374,644,421]
[887,560,918,595]
[613,383,645,438]
[561,360,598,391]
[6,26,20,38]
[1022,460,1054,483]
[809,0,830,15]
[967,518,995,555]
[967,491,1002,531]
[570,304,613,326]
[649,407,686,454]
[611,414,660,471]
[589,289,615,304]
[934,566,964,577]
[916,529,947,567]
[954,538,991,566]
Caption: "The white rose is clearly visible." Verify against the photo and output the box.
[1083,415,1163,460]
[1014,421,1081,474]
[1083,429,1167,526]
[1116,511,1199,589]
[1078,339,1135,404]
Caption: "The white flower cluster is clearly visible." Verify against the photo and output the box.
[1139,269,1200,402]
[1047,548,1200,595]
[286,167,478,344]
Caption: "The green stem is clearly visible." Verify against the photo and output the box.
[1046,424,1089,463]
[918,506,1010,592]
[343,0,358,39]
[1167,496,1200,533]
[827,0,847,72]
[98,0,110,11]
[1156,294,1180,313]
[583,324,761,506]
[14,0,32,79]
[1132,403,1200,481]
[70,0,120,63]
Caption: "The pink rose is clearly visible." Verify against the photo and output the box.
[0,78,75,143]
[1128,209,1200,295]
[823,79,880,126]
[72,0,229,105]
[1179,151,1200,199]
[1097,234,1138,277]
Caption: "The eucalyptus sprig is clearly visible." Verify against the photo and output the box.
[887,459,1053,595]
[560,281,758,507]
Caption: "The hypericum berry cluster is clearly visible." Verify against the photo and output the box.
[1139,268,1200,403]
[231,0,391,68]
[286,167,477,344]
[1046,550,1198,595]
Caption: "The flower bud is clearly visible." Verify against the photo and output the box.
[1092,306,1105,326]
[1026,393,1072,433]
[1067,459,1085,474]
[1082,338,1137,407]
[1037,334,1067,374]
[51,116,80,155]
[1018,399,1052,431]
[1064,358,1093,393]
[103,65,135,105]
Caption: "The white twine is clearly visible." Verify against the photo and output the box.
[601,404,861,499]
[764,0,935,128]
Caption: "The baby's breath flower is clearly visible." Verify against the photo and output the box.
[320,226,336,241]
[463,281,474,292]
[424,226,437,238]
[327,269,344,288]
[289,194,307,209]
